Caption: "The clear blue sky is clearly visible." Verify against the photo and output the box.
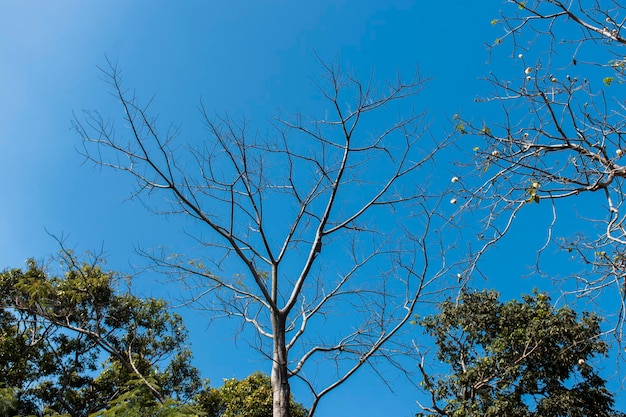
[2,1,623,415]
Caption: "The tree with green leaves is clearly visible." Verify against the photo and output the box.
[197,372,307,417]
[0,251,203,417]
[416,290,623,417]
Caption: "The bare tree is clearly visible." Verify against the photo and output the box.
[74,59,456,417]
[453,0,626,333]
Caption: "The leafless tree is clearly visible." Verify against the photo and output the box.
[74,59,457,417]
[453,0,626,335]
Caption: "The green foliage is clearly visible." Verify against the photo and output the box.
[0,387,18,416]
[0,254,203,417]
[196,372,307,417]
[417,290,623,417]
[89,379,203,417]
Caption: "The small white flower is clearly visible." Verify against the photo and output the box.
[526,76,532,81]
[451,176,459,183]
[525,67,533,75]
[450,198,457,204]
[518,53,523,59]
[523,132,529,138]
[616,149,623,157]
[492,150,500,157]
[550,77,557,83]
[578,359,585,365]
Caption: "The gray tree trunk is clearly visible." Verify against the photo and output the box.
[272,313,291,417]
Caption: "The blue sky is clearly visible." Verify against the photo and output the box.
[2,1,623,416]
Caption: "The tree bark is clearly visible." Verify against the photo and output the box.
[272,312,291,417]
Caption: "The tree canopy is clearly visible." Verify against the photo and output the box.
[417,290,623,417]
[197,372,307,417]
[0,253,202,416]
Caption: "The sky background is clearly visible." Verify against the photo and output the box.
[2,1,623,416]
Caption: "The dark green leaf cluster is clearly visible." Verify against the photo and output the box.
[417,290,623,417]
[0,255,202,417]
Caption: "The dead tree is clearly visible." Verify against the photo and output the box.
[75,59,455,417]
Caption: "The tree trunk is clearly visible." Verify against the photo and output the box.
[271,312,291,417]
